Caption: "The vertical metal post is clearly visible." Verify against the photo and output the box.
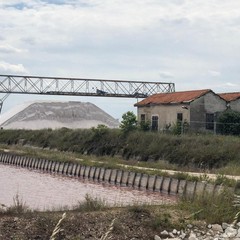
[0,101,3,114]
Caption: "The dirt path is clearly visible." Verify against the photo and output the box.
[117,164,240,181]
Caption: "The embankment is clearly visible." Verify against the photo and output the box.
[0,128,240,170]
[0,152,226,198]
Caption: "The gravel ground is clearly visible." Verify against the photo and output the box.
[0,207,186,240]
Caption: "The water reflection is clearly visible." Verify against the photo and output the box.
[0,164,176,210]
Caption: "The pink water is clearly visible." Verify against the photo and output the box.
[0,164,176,210]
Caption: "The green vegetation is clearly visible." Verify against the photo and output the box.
[171,120,189,135]
[72,194,107,212]
[149,212,176,230]
[139,120,151,131]
[120,111,137,133]
[179,188,239,224]
[0,194,30,215]
[217,110,240,135]
[127,203,151,216]
[0,128,239,173]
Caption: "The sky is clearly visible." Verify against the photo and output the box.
[0,0,240,119]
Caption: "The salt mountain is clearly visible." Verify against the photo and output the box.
[0,101,119,130]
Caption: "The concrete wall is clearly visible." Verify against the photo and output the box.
[190,92,226,132]
[0,152,226,198]
[229,99,240,112]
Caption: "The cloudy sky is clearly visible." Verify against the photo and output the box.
[0,0,240,119]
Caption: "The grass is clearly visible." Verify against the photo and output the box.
[1,143,239,188]
[127,203,151,216]
[127,204,186,231]
[50,212,66,240]
[72,194,108,212]
[150,213,174,230]
[179,188,239,223]
[0,128,240,172]
[214,163,240,176]
[47,194,109,213]
[0,193,31,215]
[100,218,116,240]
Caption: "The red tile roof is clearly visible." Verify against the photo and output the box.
[218,92,240,101]
[135,89,212,107]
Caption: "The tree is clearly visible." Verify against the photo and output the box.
[120,111,137,133]
[217,110,240,135]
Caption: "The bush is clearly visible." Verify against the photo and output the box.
[171,120,189,135]
[139,120,151,131]
[0,128,240,170]
[217,110,240,135]
[91,124,109,138]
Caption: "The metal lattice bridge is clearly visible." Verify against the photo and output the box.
[0,74,175,112]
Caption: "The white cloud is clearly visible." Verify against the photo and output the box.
[0,61,28,74]
[0,44,26,53]
[208,70,221,77]
[224,82,238,87]
[159,71,174,79]
[0,0,240,117]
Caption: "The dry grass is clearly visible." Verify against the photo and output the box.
[179,188,238,223]
[0,193,31,215]
[100,218,116,240]
[72,194,108,212]
[50,212,66,240]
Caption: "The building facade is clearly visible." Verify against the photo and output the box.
[219,92,240,112]
[134,89,227,132]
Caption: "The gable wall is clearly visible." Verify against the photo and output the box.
[190,92,226,131]
[229,99,240,112]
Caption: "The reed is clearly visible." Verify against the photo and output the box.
[49,212,66,240]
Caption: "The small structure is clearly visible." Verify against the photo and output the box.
[134,89,226,132]
[218,92,240,112]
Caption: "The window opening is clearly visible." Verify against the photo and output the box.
[152,115,159,131]
[206,113,214,130]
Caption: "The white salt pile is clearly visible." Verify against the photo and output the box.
[0,101,119,129]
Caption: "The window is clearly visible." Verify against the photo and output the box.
[140,114,145,123]
[151,115,159,131]
[177,113,183,122]
[206,113,214,130]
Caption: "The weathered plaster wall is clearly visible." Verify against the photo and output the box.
[137,104,190,131]
[229,99,240,112]
[190,92,226,132]
[136,92,228,132]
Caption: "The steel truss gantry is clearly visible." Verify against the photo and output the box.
[0,75,175,99]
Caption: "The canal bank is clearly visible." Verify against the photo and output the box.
[0,153,239,240]
[0,152,228,204]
